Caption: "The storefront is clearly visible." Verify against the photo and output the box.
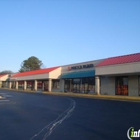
[2,52,140,97]
[43,81,48,91]
[2,81,9,88]
[18,81,24,89]
[27,81,34,90]
[10,67,62,92]
[37,81,43,90]
[0,74,9,88]
[115,76,128,95]
[52,80,60,91]
[11,81,16,89]
[96,53,140,96]
[61,60,102,94]
[64,77,95,93]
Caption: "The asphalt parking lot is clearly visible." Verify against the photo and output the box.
[0,89,140,140]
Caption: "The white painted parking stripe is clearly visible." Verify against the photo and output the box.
[5,95,13,97]
[0,100,9,102]
[0,93,13,98]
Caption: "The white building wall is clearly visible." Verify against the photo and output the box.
[34,80,37,91]
[11,73,49,81]
[61,59,103,74]
[95,76,100,95]
[96,62,140,75]
[10,68,61,81]
[49,67,61,79]
[0,74,9,81]
[60,79,64,92]
[100,76,115,95]
[128,76,139,96]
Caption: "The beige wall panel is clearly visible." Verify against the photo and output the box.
[49,67,62,79]
[60,79,64,92]
[100,76,115,95]
[128,76,139,96]
[12,73,49,81]
[0,75,9,81]
[96,62,140,75]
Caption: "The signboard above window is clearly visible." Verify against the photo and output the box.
[68,64,94,71]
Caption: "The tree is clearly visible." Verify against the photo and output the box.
[19,56,43,72]
[0,70,13,74]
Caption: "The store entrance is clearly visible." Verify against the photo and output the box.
[115,76,128,95]
[44,81,48,91]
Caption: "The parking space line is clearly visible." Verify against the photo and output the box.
[0,100,10,102]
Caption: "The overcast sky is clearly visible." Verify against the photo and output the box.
[0,0,140,72]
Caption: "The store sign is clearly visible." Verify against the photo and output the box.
[68,64,94,71]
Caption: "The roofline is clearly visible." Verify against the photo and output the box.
[11,66,60,78]
[96,52,140,67]
[49,58,104,68]
[103,52,140,60]
[44,52,140,68]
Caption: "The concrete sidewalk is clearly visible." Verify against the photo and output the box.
[1,88,140,102]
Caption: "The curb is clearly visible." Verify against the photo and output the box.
[42,92,140,102]
[0,88,140,102]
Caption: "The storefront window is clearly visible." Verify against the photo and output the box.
[52,80,60,89]
[18,81,24,89]
[37,81,42,89]
[64,80,70,92]
[138,76,140,96]
[44,81,48,91]
[11,82,16,89]
[27,81,34,90]
[72,79,81,93]
[116,77,128,95]
[82,78,95,94]
[2,82,6,88]
[64,77,95,94]
[2,81,7,88]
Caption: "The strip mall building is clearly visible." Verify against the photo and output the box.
[1,52,140,96]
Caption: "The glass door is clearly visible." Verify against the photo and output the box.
[85,83,89,94]
[44,81,48,91]
[72,79,81,93]
[37,81,43,90]
[64,80,70,92]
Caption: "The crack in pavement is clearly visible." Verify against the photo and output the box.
[30,98,76,140]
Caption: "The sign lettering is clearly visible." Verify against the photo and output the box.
[68,64,94,71]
